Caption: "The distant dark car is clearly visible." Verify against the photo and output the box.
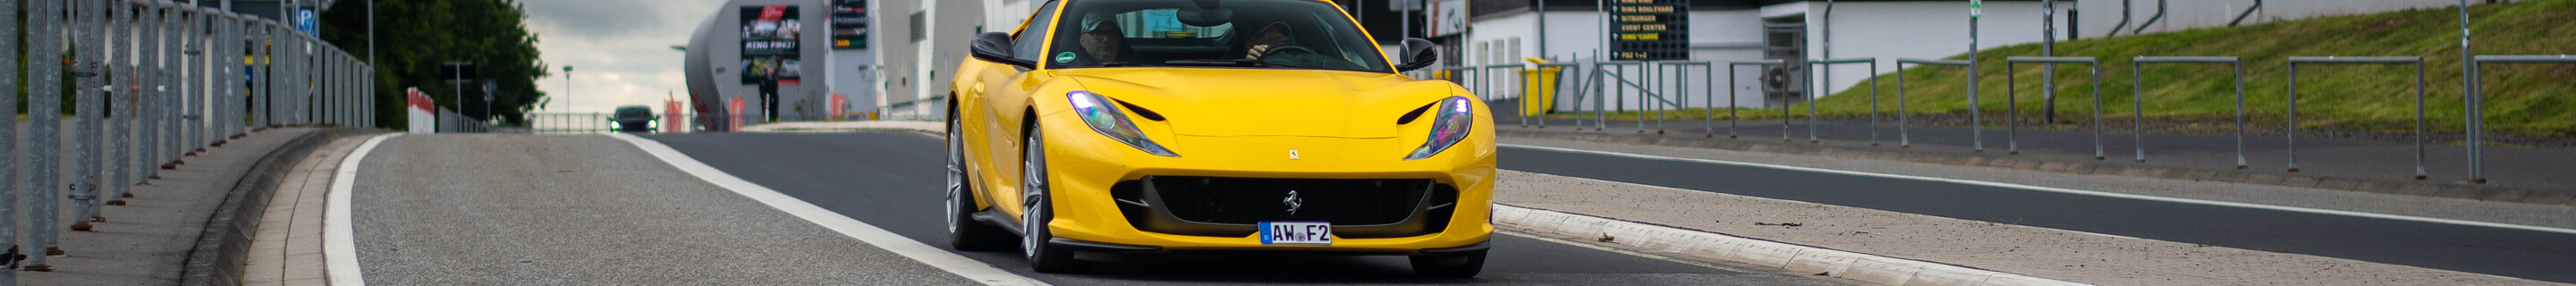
[608,105,660,133]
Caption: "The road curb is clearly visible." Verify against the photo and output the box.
[178,129,375,286]
[1493,205,2087,286]
[1497,129,2575,207]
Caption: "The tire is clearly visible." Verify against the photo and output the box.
[1409,249,1487,278]
[947,115,1012,251]
[1020,127,1088,273]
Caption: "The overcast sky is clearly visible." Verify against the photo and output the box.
[522,0,728,114]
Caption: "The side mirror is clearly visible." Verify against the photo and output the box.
[1394,38,1439,72]
[970,32,1036,69]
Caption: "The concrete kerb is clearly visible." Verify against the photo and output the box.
[1494,205,2088,286]
[178,129,376,286]
[1496,129,2576,207]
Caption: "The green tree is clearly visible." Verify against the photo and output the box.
[318,0,547,128]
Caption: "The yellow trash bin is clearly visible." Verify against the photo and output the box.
[1520,58,1563,117]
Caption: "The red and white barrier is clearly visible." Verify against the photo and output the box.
[407,88,436,133]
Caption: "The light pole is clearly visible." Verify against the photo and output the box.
[564,65,573,131]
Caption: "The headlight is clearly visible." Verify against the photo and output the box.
[648,120,660,129]
[1068,91,1179,157]
[1404,97,1475,160]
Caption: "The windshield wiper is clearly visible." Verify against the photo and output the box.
[1162,59,1280,68]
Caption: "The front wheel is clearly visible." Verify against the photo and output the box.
[1409,249,1487,278]
[1021,128,1087,273]
[947,115,1012,251]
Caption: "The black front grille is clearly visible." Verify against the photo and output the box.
[1114,176,1457,239]
[1153,177,1430,225]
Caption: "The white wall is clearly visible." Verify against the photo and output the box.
[1792,1,2069,101]
[1690,9,1767,109]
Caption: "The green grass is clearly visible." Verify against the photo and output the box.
[1555,0,2576,137]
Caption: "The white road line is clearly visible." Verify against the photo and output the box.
[607,133,1051,286]
[326,133,401,286]
[1498,143,2576,236]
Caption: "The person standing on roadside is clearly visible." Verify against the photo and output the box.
[758,62,782,122]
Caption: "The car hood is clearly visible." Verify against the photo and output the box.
[1055,68,1460,139]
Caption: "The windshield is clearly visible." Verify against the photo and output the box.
[614,107,652,118]
[1044,0,1390,72]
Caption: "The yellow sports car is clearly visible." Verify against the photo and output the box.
[942,0,1496,277]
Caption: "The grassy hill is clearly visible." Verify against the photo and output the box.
[1563,0,2576,138]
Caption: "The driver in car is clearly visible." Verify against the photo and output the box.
[1241,22,1295,61]
[1072,13,1133,65]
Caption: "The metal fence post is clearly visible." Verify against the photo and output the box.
[2458,0,2479,184]
[0,0,20,277]
[1727,61,1783,139]
[109,0,142,206]
[1809,58,1881,146]
[26,0,64,266]
[2131,56,2244,164]
[1649,62,1709,135]
[1894,59,1973,148]
[261,21,277,130]
[141,1,165,184]
[178,7,198,162]
[72,0,111,234]
[2007,57,2102,157]
[2284,56,2424,174]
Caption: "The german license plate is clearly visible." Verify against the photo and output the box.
[1258,222,1334,245]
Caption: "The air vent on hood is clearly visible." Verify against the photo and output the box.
[1394,102,1436,125]
[1114,99,1166,122]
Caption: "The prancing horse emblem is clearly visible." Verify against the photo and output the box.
[1283,190,1303,214]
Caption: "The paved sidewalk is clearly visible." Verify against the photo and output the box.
[14,125,324,285]
[1491,105,2576,206]
[240,136,369,285]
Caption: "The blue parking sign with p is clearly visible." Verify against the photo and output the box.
[299,9,318,33]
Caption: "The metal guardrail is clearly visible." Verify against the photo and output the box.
[2467,55,2574,183]
[1809,58,1881,145]
[2133,56,2245,166]
[1725,60,1785,139]
[1652,62,1711,135]
[2004,56,2101,156]
[2284,56,2425,173]
[1894,59,1970,148]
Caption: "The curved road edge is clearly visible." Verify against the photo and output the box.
[602,132,1051,286]
[324,133,398,286]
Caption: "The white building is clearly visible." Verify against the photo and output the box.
[1448,0,2473,112]
[704,0,2482,121]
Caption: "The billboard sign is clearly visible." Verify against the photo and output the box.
[742,5,803,85]
[831,0,870,49]
[1609,0,1689,61]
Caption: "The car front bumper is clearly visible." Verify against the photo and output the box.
[1031,113,1497,255]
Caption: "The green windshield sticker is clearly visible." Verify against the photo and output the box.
[1055,52,1077,63]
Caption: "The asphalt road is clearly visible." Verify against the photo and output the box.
[1496,146,2576,283]
[350,135,977,285]
[645,131,1846,285]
